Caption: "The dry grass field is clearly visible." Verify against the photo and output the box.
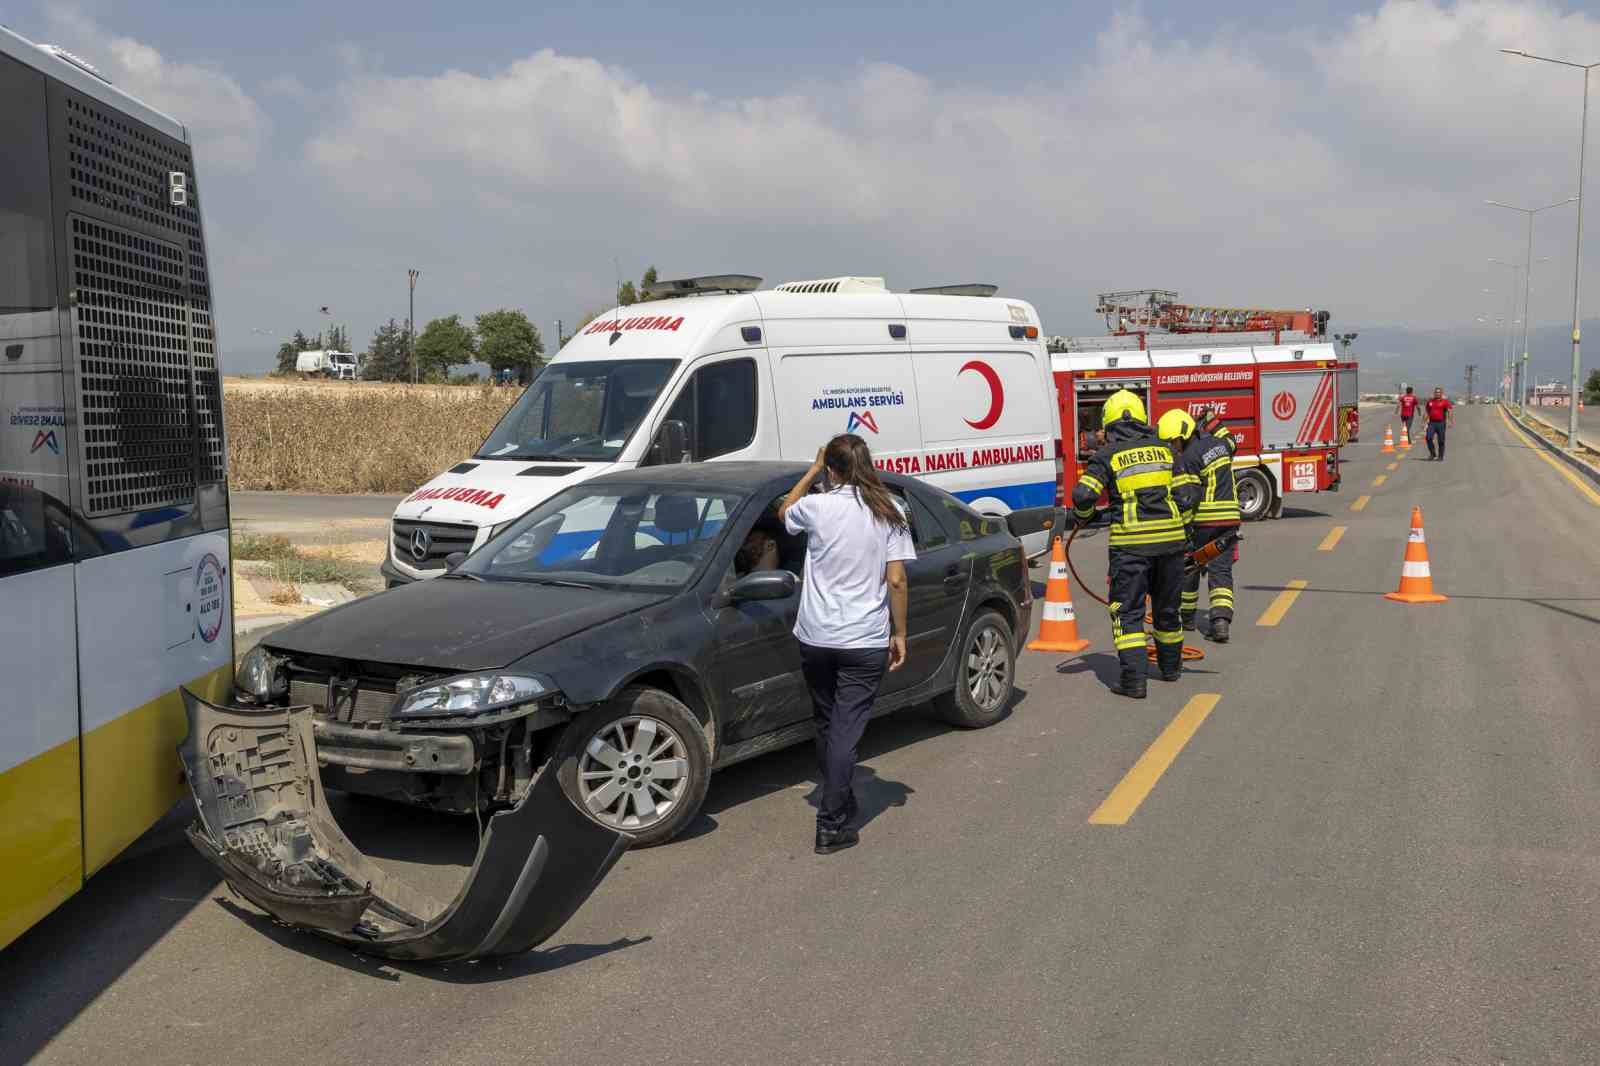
[224,377,520,492]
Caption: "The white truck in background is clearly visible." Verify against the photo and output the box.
[296,349,358,380]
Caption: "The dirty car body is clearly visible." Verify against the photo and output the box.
[230,462,1032,847]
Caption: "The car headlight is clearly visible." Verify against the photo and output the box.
[392,673,553,718]
[236,645,288,703]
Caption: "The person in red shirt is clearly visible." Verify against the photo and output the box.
[1424,386,1454,460]
[1397,386,1419,438]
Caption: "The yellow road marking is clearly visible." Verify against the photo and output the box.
[1256,579,1307,626]
[1372,474,1388,486]
[1351,494,1371,511]
[1386,462,1399,471]
[1089,694,1222,826]
[1317,526,1346,551]
[1498,406,1600,506]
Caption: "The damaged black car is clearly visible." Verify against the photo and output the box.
[231,462,1033,848]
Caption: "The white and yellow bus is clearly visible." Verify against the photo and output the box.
[2,26,233,950]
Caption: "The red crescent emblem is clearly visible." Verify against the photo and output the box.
[959,360,1004,430]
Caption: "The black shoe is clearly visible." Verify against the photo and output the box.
[1157,667,1182,682]
[1181,613,1197,632]
[1110,677,1148,699]
[815,826,860,855]
[1210,617,1230,643]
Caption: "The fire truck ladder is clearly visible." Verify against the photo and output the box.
[1096,290,1328,337]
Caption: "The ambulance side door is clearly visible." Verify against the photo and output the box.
[644,355,764,466]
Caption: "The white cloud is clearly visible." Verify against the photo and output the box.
[262,73,312,104]
[45,9,267,172]
[277,2,1597,347]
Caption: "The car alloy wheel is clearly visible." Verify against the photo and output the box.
[966,624,1011,711]
[575,715,691,831]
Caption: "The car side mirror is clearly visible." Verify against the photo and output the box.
[713,568,796,608]
[649,419,690,466]
[444,551,468,571]
[1005,507,1060,540]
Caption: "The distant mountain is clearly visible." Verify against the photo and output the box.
[1342,317,1598,397]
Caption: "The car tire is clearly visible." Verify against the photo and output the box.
[555,686,712,848]
[1235,467,1274,522]
[934,610,1016,729]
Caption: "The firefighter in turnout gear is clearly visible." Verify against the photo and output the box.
[1070,389,1188,699]
[1161,407,1241,643]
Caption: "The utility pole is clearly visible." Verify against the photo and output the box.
[1501,50,1597,448]
[1464,364,1477,404]
[407,269,420,385]
[556,318,563,349]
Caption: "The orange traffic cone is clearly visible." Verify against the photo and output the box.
[1381,425,1396,453]
[1027,536,1091,653]
[1399,423,1412,448]
[1384,506,1448,604]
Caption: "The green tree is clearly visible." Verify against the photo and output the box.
[274,341,298,374]
[414,314,478,382]
[362,319,411,382]
[638,265,660,302]
[617,280,639,306]
[476,308,544,383]
[1585,368,1600,404]
[325,324,349,351]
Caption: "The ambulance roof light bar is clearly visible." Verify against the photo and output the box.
[641,274,763,299]
[908,284,999,297]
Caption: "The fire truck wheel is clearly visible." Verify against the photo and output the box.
[1235,468,1274,522]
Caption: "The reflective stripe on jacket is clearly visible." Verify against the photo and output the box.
[1071,419,1187,555]
[1177,432,1240,527]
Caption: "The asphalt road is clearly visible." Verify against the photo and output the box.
[231,490,404,527]
[6,407,1600,1065]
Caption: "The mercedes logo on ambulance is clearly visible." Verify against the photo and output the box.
[411,527,432,562]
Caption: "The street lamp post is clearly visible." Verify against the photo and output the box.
[407,269,420,385]
[1485,197,1576,409]
[1501,49,1597,448]
[1487,264,1522,404]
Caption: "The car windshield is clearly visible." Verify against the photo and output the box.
[460,483,744,591]
[475,359,679,462]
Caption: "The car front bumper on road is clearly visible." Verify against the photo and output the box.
[177,689,630,962]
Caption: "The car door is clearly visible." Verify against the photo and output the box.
[882,486,969,696]
[707,496,811,744]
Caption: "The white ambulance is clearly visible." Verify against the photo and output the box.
[382,275,1062,584]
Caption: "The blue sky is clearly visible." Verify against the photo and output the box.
[8,1,1600,374]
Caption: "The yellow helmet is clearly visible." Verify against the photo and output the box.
[1102,389,1147,426]
[1157,408,1196,443]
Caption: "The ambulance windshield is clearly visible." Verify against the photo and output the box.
[477,359,680,462]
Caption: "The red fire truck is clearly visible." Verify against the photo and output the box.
[1050,294,1351,520]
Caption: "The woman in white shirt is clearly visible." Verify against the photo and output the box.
[779,434,916,855]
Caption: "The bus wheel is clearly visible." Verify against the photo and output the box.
[1236,468,1274,522]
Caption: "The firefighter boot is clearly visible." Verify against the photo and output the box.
[1211,617,1231,643]
[1181,612,1197,632]
[1111,649,1148,699]
[1155,640,1183,682]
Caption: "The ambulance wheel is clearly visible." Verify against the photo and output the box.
[935,610,1015,729]
[556,686,711,848]
[1236,468,1274,522]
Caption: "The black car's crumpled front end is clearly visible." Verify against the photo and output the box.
[177,689,630,962]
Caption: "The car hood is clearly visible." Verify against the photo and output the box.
[395,460,604,528]
[264,577,670,672]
